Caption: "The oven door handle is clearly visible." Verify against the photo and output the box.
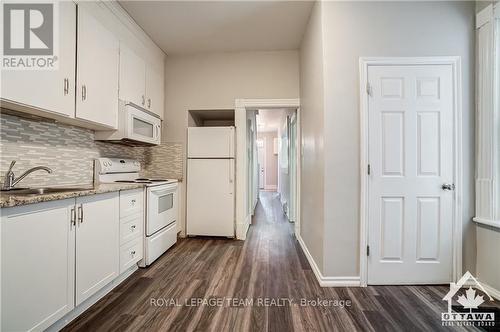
[150,189,175,196]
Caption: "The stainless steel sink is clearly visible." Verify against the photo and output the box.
[1,187,93,196]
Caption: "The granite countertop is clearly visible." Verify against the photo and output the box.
[0,183,145,208]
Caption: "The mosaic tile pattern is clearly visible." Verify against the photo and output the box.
[0,113,183,188]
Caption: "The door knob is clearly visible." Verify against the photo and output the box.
[442,183,455,191]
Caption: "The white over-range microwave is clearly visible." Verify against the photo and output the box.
[95,101,161,145]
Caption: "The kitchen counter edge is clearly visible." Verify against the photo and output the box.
[0,183,145,208]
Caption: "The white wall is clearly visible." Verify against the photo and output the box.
[300,1,476,278]
[164,50,300,234]
[299,2,326,270]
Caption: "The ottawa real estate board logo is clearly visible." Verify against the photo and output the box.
[442,271,496,328]
[1,1,59,70]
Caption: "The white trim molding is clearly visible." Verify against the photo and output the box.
[473,217,500,230]
[358,57,463,287]
[475,4,500,230]
[234,99,300,240]
[479,280,500,301]
[297,235,360,287]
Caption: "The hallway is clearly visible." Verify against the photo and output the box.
[64,192,482,331]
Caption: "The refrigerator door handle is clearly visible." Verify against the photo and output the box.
[229,159,233,184]
[228,128,232,158]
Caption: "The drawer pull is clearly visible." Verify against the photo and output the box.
[131,199,136,205]
[131,250,136,256]
[131,225,136,230]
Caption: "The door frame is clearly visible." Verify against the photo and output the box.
[289,113,298,222]
[235,99,301,239]
[358,57,463,286]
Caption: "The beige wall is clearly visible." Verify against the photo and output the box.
[300,1,476,277]
[164,50,300,144]
[299,2,325,271]
[476,226,500,291]
[164,50,300,234]
[258,132,278,188]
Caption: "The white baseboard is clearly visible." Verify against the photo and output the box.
[296,234,361,287]
[47,265,138,331]
[479,280,500,300]
[454,278,500,301]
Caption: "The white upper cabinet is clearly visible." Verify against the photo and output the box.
[119,44,164,119]
[76,6,119,129]
[0,2,164,128]
[0,1,76,118]
[75,192,120,305]
[119,44,147,108]
[146,63,165,119]
[1,199,75,332]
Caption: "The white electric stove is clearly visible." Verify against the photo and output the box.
[95,158,178,267]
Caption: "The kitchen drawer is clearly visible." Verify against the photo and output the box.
[120,189,143,218]
[120,213,143,245]
[120,237,143,273]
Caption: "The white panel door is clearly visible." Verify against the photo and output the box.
[0,1,76,117]
[1,199,75,331]
[76,6,119,129]
[187,159,235,236]
[119,44,146,108]
[145,63,164,119]
[368,65,454,284]
[75,192,119,305]
[188,127,235,158]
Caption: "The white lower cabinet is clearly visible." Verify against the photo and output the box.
[119,190,144,273]
[1,192,121,330]
[75,192,120,305]
[1,199,75,332]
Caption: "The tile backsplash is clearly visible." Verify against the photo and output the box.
[0,112,183,188]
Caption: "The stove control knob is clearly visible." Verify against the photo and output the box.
[109,161,113,166]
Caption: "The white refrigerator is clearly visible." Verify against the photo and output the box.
[187,127,235,237]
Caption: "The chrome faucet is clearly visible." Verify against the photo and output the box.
[2,161,53,190]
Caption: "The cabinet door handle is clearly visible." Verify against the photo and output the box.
[70,207,76,226]
[142,95,145,106]
[147,98,151,109]
[77,204,83,223]
[63,78,69,95]
[82,85,87,101]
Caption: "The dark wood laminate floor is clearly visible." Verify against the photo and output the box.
[63,192,496,332]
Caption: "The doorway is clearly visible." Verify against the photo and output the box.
[359,58,463,285]
[235,99,301,239]
[251,108,298,224]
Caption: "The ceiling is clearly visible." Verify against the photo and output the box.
[257,109,284,133]
[119,1,314,55]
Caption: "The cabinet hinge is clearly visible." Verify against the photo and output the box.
[366,82,373,97]
[367,245,370,256]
